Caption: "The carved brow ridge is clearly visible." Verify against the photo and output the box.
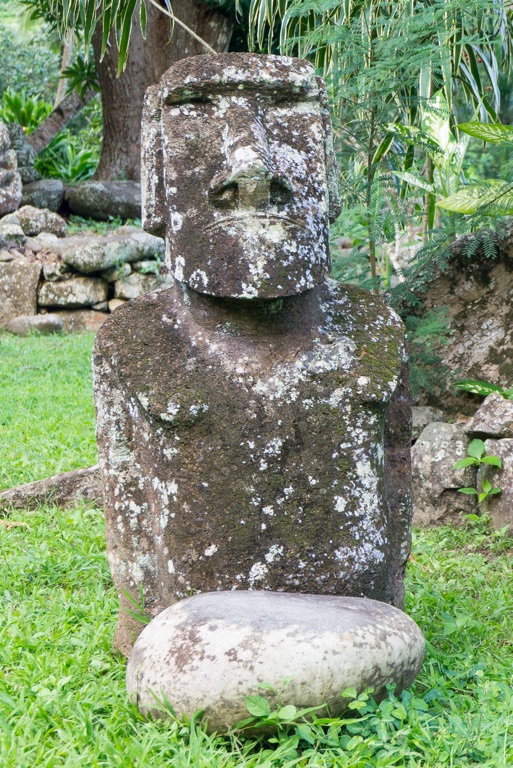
[162,80,320,106]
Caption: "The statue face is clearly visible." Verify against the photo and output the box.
[142,54,340,299]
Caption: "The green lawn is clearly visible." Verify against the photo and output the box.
[0,333,97,490]
[1,333,512,766]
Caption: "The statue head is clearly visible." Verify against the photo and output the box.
[142,53,340,300]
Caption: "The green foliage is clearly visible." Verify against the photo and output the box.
[403,309,452,400]
[0,9,59,100]
[0,89,52,133]
[455,378,513,399]
[452,439,502,509]
[62,53,100,98]
[438,120,513,214]
[35,96,102,181]
[66,214,141,235]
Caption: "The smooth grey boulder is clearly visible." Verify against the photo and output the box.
[412,422,477,526]
[127,591,425,733]
[0,260,41,327]
[38,277,108,308]
[465,393,513,439]
[65,180,141,221]
[7,314,63,336]
[4,206,66,238]
[113,270,172,300]
[54,231,164,274]
[412,406,445,442]
[21,179,63,211]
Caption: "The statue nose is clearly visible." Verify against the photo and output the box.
[209,121,293,211]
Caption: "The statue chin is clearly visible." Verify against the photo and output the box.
[171,216,329,299]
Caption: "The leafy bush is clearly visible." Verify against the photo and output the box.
[35,96,102,181]
[0,21,59,100]
[0,89,52,133]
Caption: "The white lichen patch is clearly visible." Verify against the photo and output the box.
[248,561,268,586]
[204,544,218,557]
[265,544,284,563]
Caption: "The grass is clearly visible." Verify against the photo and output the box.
[0,333,97,490]
[1,334,513,766]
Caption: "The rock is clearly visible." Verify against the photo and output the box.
[65,180,141,221]
[0,249,13,262]
[407,223,513,415]
[13,205,67,237]
[108,298,126,312]
[101,262,132,283]
[412,406,445,441]
[7,314,63,335]
[114,270,173,299]
[38,277,108,308]
[54,231,164,274]
[0,223,26,249]
[55,309,109,333]
[21,179,63,211]
[92,301,109,312]
[7,123,38,185]
[42,260,73,282]
[132,259,161,275]
[0,465,102,509]
[412,422,477,526]
[36,232,60,248]
[127,591,425,733]
[465,392,513,439]
[0,124,22,214]
[0,260,41,327]
[479,439,513,533]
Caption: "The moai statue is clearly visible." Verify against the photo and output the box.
[93,53,412,656]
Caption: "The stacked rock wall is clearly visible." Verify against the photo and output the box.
[0,206,170,334]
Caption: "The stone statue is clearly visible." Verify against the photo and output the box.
[93,53,412,656]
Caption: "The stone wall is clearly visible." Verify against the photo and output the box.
[0,206,170,334]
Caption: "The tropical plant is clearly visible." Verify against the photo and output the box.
[392,90,471,235]
[0,89,52,133]
[437,121,513,214]
[35,96,102,181]
[452,438,502,512]
[62,52,100,98]
[454,378,513,399]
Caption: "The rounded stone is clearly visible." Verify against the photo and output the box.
[7,314,63,336]
[127,591,425,733]
[21,180,64,212]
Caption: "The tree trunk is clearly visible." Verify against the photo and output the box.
[92,1,233,182]
[54,29,74,109]
[28,87,95,155]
